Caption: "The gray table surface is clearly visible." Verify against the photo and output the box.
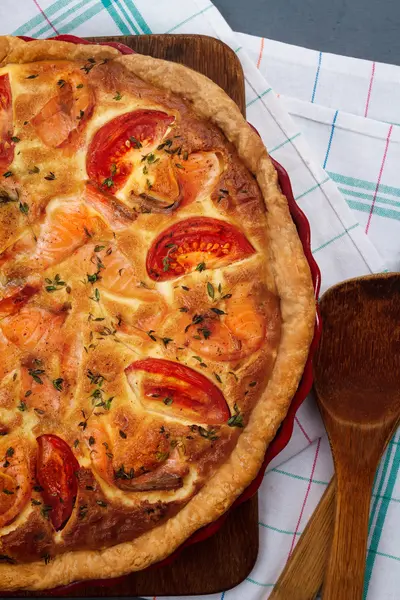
[214,0,400,65]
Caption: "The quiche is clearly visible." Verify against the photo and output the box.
[0,36,315,590]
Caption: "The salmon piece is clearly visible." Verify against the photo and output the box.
[97,246,168,340]
[0,331,19,382]
[30,199,103,270]
[183,283,268,362]
[116,450,188,492]
[0,442,32,527]
[1,306,65,354]
[177,152,220,207]
[20,365,60,416]
[86,420,188,492]
[83,424,114,486]
[0,283,39,318]
[98,247,139,296]
[31,75,94,149]
[61,329,83,391]
[85,183,136,231]
[0,230,37,268]
[143,155,180,206]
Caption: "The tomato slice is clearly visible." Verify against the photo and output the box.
[126,358,229,424]
[36,434,80,531]
[146,217,255,281]
[0,74,14,170]
[86,110,175,192]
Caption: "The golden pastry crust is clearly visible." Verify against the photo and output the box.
[0,36,315,590]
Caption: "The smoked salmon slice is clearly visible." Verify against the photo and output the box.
[20,365,60,416]
[1,306,65,353]
[177,152,220,207]
[0,442,32,528]
[31,75,93,149]
[30,199,103,270]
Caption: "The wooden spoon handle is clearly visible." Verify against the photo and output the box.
[322,472,373,600]
[269,479,335,600]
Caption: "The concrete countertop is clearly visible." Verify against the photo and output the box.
[214,0,400,65]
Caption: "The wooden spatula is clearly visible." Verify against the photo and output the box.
[269,274,400,600]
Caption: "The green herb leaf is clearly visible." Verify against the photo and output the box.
[162,337,173,348]
[211,308,226,315]
[90,288,100,302]
[44,172,56,181]
[41,505,52,519]
[228,403,244,428]
[119,430,127,439]
[162,256,170,272]
[198,426,219,441]
[156,451,169,462]
[198,327,211,339]
[113,91,122,101]
[28,368,45,384]
[163,397,173,406]
[115,464,135,480]
[227,414,244,428]
[207,282,215,299]
[87,272,98,284]
[147,330,157,342]
[11,136,20,143]
[17,401,27,412]
[3,171,13,178]
[130,136,142,149]
[195,262,206,272]
[57,79,66,88]
[214,372,222,384]
[26,74,38,79]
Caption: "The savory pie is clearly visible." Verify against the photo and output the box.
[0,36,315,590]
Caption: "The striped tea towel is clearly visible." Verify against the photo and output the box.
[0,1,398,599]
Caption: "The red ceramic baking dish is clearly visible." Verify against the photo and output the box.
[14,33,322,591]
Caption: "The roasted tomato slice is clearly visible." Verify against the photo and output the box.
[126,358,229,424]
[87,110,175,192]
[146,217,255,281]
[0,74,14,170]
[36,434,79,531]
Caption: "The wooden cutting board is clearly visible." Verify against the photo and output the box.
[42,34,254,598]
